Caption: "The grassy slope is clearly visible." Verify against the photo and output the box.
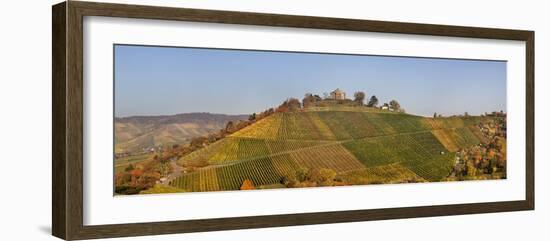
[171,108,488,192]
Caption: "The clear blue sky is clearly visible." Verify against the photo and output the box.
[114,45,506,117]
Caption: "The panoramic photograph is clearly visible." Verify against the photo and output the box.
[113,45,507,195]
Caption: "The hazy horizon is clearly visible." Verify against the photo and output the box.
[115,45,506,118]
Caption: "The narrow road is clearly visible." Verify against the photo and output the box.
[161,159,183,185]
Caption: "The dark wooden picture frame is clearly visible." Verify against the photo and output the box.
[52,1,534,240]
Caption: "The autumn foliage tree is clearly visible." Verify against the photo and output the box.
[281,168,339,188]
[314,168,337,186]
[190,136,208,149]
[240,179,255,190]
[353,91,366,105]
[287,98,301,111]
[225,121,235,133]
[277,98,301,112]
[302,93,314,108]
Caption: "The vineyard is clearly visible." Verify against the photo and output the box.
[171,145,366,192]
[339,163,424,185]
[178,137,329,166]
[172,154,299,191]
[468,125,490,144]
[289,144,366,173]
[169,110,490,192]
[318,111,379,139]
[431,127,481,152]
[232,114,282,139]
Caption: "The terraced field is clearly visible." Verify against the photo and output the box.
[319,111,380,139]
[232,114,281,139]
[289,144,365,173]
[427,116,485,129]
[265,139,331,154]
[342,132,454,181]
[431,129,460,152]
[178,137,329,166]
[376,113,433,133]
[468,125,490,144]
[431,127,480,152]
[171,145,366,191]
[171,168,220,192]
[170,109,490,192]
[173,155,294,191]
[177,137,270,165]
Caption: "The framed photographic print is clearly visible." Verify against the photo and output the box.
[52,1,534,240]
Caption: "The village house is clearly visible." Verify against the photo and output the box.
[330,88,346,100]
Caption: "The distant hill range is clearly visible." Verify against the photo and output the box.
[115,113,247,154]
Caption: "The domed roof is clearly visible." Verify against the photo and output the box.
[332,88,344,94]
